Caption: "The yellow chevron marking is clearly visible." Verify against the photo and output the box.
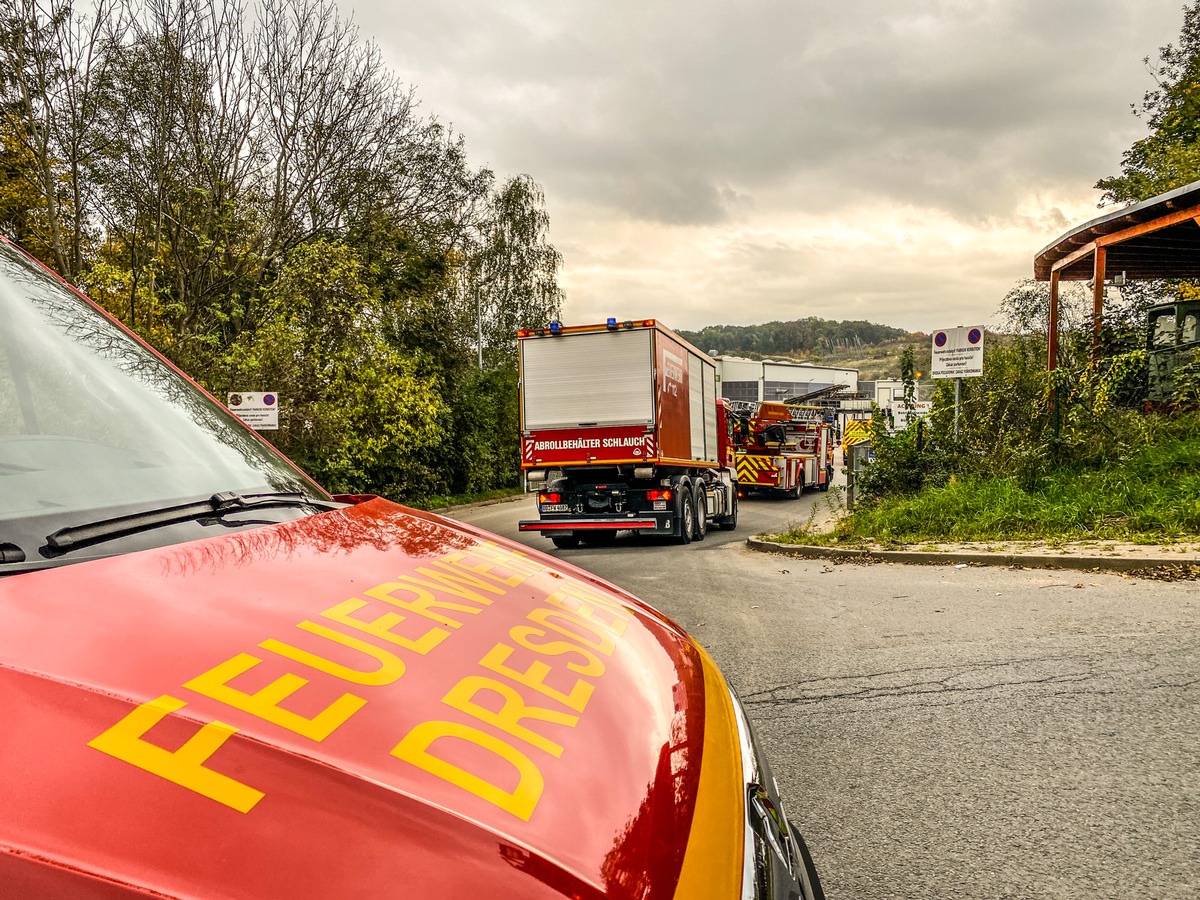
[736,453,779,485]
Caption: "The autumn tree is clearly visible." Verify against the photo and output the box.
[0,0,119,279]
[221,239,450,498]
[1097,1,1200,204]
[468,174,564,367]
[0,0,565,500]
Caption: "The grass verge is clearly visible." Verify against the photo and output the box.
[407,486,525,511]
[772,426,1200,546]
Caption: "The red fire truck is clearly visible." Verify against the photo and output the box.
[517,319,738,547]
[731,401,834,497]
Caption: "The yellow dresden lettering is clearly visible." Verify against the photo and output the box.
[391,720,544,821]
[509,625,606,677]
[185,653,365,740]
[262,622,406,686]
[545,588,631,635]
[552,579,631,612]
[320,597,450,656]
[479,643,594,713]
[526,608,616,656]
[366,581,481,629]
[443,675,579,757]
[88,695,264,813]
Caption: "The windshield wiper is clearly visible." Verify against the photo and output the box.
[43,491,343,555]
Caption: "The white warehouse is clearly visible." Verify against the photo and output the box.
[714,355,859,403]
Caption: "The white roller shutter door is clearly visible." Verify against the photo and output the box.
[521,330,654,429]
[703,365,718,460]
[688,353,705,459]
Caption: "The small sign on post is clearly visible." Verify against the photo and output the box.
[931,326,984,440]
[227,392,279,430]
[931,326,984,379]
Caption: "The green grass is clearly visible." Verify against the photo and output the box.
[406,486,525,511]
[774,426,1200,545]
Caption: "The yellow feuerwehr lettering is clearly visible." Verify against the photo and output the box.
[545,588,631,636]
[526,608,616,656]
[443,675,579,757]
[399,564,505,606]
[440,551,526,588]
[88,695,264,813]
[390,720,544,821]
[366,581,480,629]
[185,654,365,740]
[509,625,606,677]
[320,597,450,656]
[471,542,549,580]
[261,622,406,686]
[479,643,594,713]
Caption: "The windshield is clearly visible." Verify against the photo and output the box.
[0,240,328,562]
[1150,310,1177,349]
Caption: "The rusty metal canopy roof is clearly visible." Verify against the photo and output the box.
[1034,178,1200,281]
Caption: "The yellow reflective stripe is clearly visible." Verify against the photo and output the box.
[672,644,744,900]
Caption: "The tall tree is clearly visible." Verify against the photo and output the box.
[469,174,564,366]
[1097,2,1200,204]
[0,0,119,279]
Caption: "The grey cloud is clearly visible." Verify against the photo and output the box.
[362,0,1181,223]
[347,0,1189,329]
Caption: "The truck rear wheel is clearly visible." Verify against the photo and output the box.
[693,486,707,541]
[551,534,580,549]
[717,489,738,531]
[677,485,694,544]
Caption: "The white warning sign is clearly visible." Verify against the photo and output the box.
[227,391,279,430]
[931,326,984,379]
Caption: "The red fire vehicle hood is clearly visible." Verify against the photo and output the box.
[0,498,744,899]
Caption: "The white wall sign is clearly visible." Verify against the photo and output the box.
[931,326,984,379]
[227,391,279,430]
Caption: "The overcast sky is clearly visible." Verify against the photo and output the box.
[346,0,1187,334]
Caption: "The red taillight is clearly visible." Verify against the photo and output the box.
[539,492,562,504]
[646,489,672,501]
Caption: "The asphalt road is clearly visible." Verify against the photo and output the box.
[449,492,1200,900]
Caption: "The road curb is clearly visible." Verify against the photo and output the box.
[745,536,1200,573]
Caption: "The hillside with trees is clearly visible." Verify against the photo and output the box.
[0,0,561,502]
[677,317,908,360]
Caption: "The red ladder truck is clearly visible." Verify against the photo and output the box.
[730,401,834,497]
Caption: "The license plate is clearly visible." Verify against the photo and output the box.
[541,503,569,513]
